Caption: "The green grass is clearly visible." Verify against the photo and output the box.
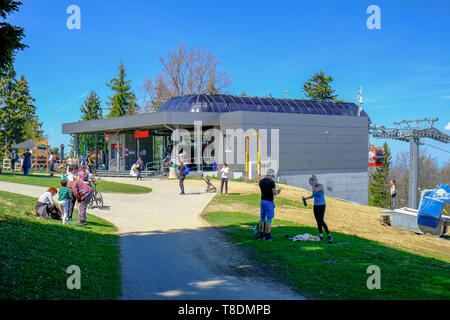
[0,191,121,299]
[213,192,313,210]
[203,210,450,300]
[0,172,152,194]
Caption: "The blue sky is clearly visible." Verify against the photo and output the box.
[8,0,450,165]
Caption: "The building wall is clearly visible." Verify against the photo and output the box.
[279,170,368,205]
[219,111,369,204]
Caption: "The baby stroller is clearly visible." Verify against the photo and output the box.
[202,174,217,193]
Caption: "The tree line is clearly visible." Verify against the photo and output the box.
[0,1,43,159]
[0,0,357,160]
[369,142,450,209]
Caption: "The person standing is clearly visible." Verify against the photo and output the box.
[22,149,32,176]
[390,180,397,209]
[70,179,94,225]
[66,165,78,221]
[58,180,74,225]
[10,149,19,175]
[136,156,144,181]
[49,151,55,176]
[256,169,281,241]
[78,165,90,182]
[178,161,186,195]
[303,175,332,244]
[219,163,230,195]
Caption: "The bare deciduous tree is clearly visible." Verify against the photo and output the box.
[390,148,450,208]
[141,43,232,112]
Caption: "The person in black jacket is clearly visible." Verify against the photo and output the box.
[178,161,186,195]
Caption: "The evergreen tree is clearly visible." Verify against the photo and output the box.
[80,90,102,120]
[302,70,339,102]
[0,0,27,77]
[0,71,43,158]
[106,62,138,117]
[78,90,104,158]
[369,142,392,208]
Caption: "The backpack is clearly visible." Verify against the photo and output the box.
[184,165,190,176]
[49,207,61,220]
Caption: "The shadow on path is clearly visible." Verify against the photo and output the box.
[120,226,304,300]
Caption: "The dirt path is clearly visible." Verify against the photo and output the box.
[0,179,304,300]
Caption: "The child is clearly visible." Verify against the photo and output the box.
[59,180,74,225]
[78,165,90,182]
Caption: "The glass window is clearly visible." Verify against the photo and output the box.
[202,94,218,112]
[214,95,230,112]
[240,97,257,111]
[276,98,292,113]
[305,101,324,114]
[230,96,248,111]
[258,98,275,112]
[174,95,191,111]
[252,97,267,112]
[221,95,239,111]
[319,101,338,115]
[334,104,349,116]
[289,100,307,113]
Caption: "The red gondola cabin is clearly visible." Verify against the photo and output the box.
[368,147,385,167]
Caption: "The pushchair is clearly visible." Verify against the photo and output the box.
[202,174,217,193]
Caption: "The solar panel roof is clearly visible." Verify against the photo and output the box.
[157,94,370,119]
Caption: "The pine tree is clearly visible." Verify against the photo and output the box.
[303,71,339,102]
[80,90,102,120]
[79,90,104,157]
[0,0,27,77]
[369,142,392,208]
[0,71,42,156]
[106,62,138,117]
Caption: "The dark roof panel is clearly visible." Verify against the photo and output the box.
[157,94,370,120]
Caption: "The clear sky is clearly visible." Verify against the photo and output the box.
[8,0,450,165]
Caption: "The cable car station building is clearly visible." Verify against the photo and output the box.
[62,94,371,204]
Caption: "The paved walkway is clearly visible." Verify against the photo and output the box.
[0,178,304,300]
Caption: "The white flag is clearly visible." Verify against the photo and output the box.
[358,86,363,105]
[357,86,363,116]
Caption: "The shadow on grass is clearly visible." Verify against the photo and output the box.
[202,211,450,300]
[0,217,120,300]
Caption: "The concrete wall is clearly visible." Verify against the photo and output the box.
[279,170,368,205]
[219,111,370,204]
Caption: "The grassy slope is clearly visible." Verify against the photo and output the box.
[0,191,121,299]
[0,173,152,194]
[202,194,450,300]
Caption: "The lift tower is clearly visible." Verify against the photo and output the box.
[370,118,450,209]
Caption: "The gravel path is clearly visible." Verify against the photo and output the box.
[0,178,304,300]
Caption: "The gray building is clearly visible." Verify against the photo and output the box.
[62,94,371,204]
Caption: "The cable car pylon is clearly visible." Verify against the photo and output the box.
[369,118,450,209]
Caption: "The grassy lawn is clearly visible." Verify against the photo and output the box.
[0,191,121,299]
[0,172,152,194]
[216,192,312,210]
[202,195,450,300]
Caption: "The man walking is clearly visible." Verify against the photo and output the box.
[178,161,186,195]
[256,169,280,241]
